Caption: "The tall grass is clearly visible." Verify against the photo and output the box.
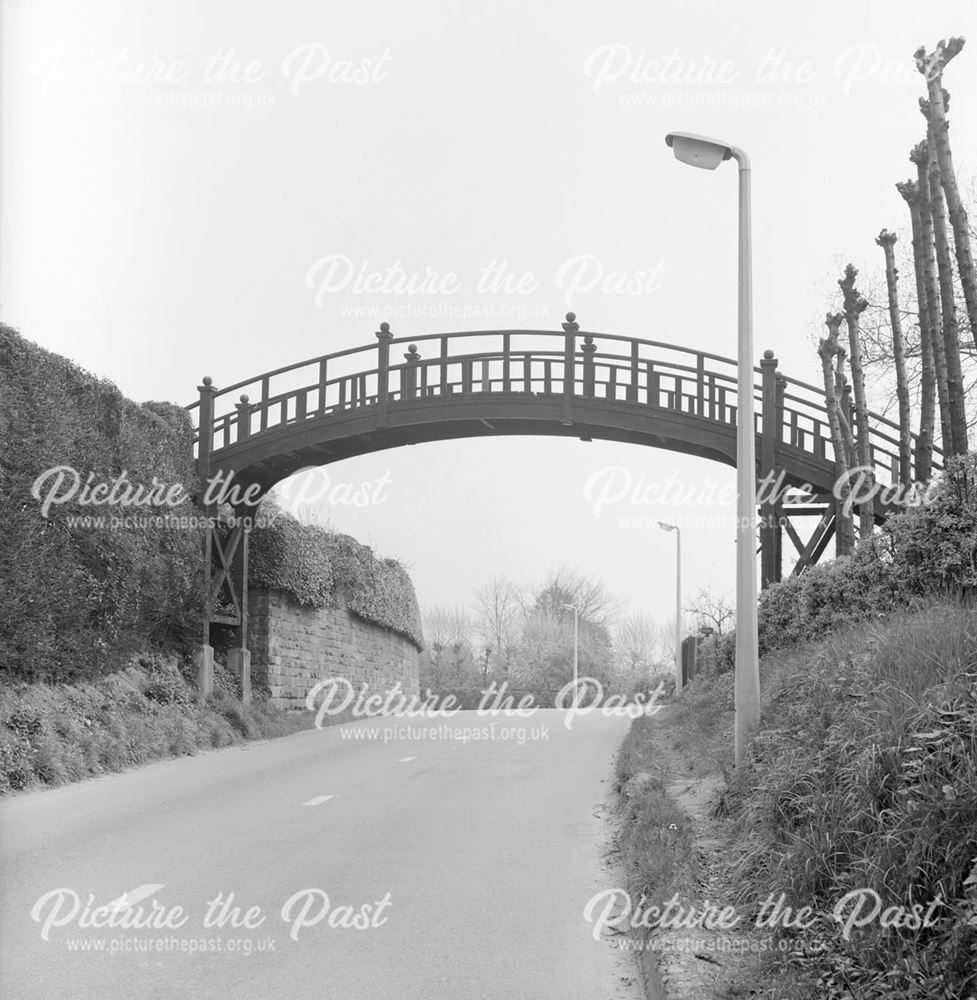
[721,602,977,998]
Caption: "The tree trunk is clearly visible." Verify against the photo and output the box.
[876,229,913,487]
[921,106,968,455]
[895,179,936,481]
[834,348,856,468]
[838,264,875,539]
[820,313,855,555]
[910,142,953,454]
[916,38,977,348]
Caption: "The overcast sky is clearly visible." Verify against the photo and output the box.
[3,0,976,627]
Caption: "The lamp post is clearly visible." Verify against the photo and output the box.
[664,131,760,765]
[562,603,579,697]
[657,522,682,694]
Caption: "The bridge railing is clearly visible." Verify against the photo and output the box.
[187,325,926,487]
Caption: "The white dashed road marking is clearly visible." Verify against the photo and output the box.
[398,756,417,763]
[302,795,334,806]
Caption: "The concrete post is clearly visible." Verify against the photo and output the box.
[195,644,214,699]
[228,648,252,706]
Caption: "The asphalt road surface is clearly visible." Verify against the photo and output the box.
[0,708,643,1000]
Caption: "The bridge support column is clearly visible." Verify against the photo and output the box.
[196,376,218,693]
[782,492,837,574]
[758,351,783,589]
[195,375,255,705]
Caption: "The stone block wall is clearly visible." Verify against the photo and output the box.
[248,588,420,710]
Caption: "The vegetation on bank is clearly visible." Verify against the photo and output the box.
[641,604,976,999]
[249,503,423,649]
[697,452,977,675]
[0,328,425,795]
[613,450,977,997]
[0,324,205,683]
[0,652,317,796]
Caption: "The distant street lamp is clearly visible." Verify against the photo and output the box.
[562,603,579,696]
[664,131,761,765]
[657,522,682,694]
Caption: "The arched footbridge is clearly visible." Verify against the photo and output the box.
[187,315,927,641]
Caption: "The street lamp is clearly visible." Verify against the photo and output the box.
[657,522,682,695]
[664,131,760,765]
[561,603,579,697]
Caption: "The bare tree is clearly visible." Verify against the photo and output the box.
[819,313,856,555]
[875,230,913,486]
[916,37,977,347]
[839,264,875,538]
[685,586,734,635]
[472,574,523,673]
[420,605,479,692]
[834,344,856,468]
[531,565,622,627]
[921,102,968,455]
[612,613,663,677]
[910,141,954,452]
[895,178,937,480]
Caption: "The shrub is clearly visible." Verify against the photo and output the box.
[144,657,192,708]
[884,452,977,597]
[696,630,736,675]
[757,544,899,654]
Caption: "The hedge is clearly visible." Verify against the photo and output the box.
[248,504,423,649]
[0,325,204,682]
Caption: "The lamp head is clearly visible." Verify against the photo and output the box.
[657,521,676,532]
[665,132,732,170]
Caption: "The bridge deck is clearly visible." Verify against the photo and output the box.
[187,323,920,499]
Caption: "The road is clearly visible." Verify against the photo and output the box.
[0,708,643,1000]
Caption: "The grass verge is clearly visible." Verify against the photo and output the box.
[0,651,321,795]
[625,601,977,999]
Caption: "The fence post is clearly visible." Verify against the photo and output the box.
[561,312,578,425]
[376,322,393,425]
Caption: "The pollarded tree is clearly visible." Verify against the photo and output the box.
[920,101,968,455]
[839,265,875,539]
[834,344,856,468]
[916,38,977,348]
[875,230,913,487]
[895,178,937,481]
[819,313,856,555]
[909,141,954,453]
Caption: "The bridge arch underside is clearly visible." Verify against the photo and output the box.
[210,395,836,498]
